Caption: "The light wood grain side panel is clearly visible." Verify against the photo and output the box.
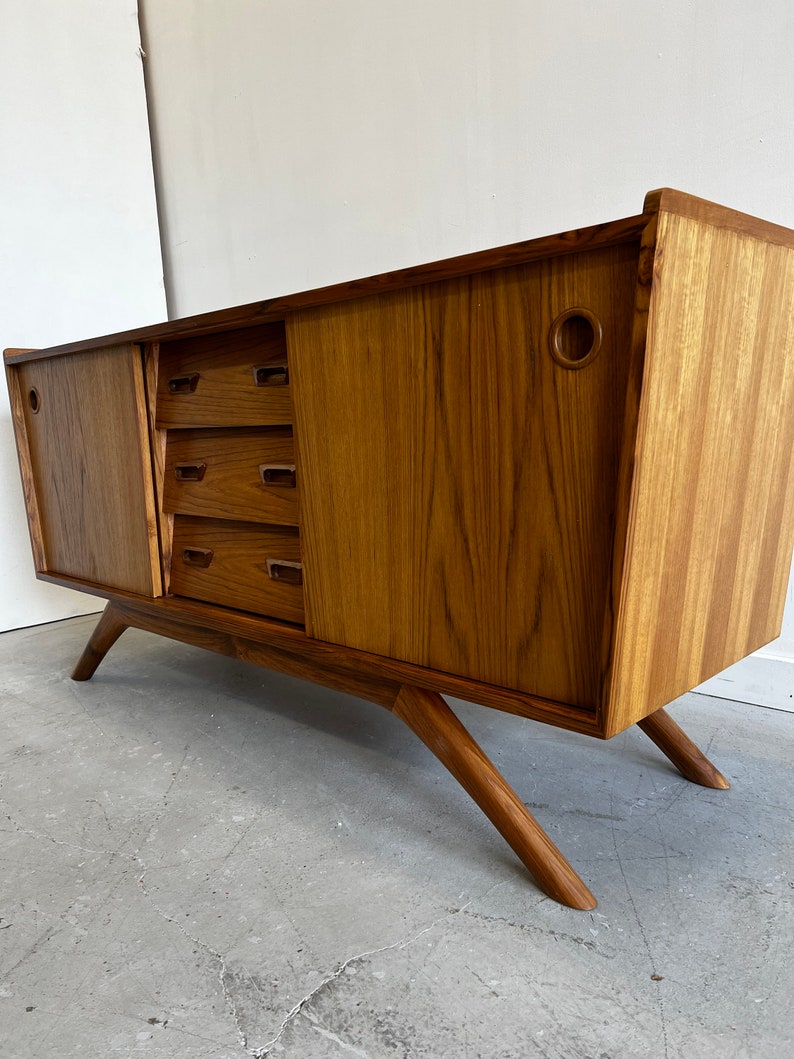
[15,344,161,596]
[607,210,794,734]
[643,187,794,252]
[290,243,640,708]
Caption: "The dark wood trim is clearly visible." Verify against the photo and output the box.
[35,572,603,736]
[638,708,730,789]
[110,600,402,708]
[71,604,130,680]
[644,188,794,250]
[391,685,598,909]
[4,362,47,571]
[4,212,651,365]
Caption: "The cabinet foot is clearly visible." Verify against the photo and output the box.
[637,707,730,789]
[391,684,597,909]
[71,604,129,681]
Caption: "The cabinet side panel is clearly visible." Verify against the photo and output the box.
[16,344,161,596]
[608,210,794,734]
[289,243,639,709]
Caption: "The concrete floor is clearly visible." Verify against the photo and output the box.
[1,614,792,1059]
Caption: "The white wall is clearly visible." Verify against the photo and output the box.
[141,0,794,314]
[0,1,166,632]
[139,0,794,704]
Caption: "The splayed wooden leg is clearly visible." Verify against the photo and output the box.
[71,604,129,681]
[391,684,597,909]
[637,707,730,789]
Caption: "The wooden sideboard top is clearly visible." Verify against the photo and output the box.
[8,187,794,367]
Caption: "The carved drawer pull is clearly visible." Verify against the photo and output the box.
[549,307,603,369]
[174,462,207,482]
[168,373,200,394]
[254,364,289,387]
[266,559,303,585]
[182,547,214,568]
[259,463,297,488]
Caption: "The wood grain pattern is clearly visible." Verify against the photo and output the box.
[82,600,402,706]
[14,345,161,595]
[599,213,658,711]
[156,324,292,428]
[290,241,641,709]
[143,343,173,594]
[34,574,604,734]
[5,360,47,571]
[644,187,794,251]
[606,204,794,734]
[71,604,129,681]
[170,516,304,623]
[391,685,597,908]
[163,427,298,525]
[638,708,730,789]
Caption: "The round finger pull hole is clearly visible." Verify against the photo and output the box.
[28,387,41,413]
[549,308,603,369]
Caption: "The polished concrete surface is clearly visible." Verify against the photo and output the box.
[1,613,792,1058]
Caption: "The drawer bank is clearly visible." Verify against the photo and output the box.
[6,188,794,909]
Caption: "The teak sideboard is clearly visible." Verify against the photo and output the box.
[6,188,794,909]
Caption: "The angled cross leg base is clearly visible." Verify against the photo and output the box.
[391,684,597,910]
[71,608,723,909]
[69,606,595,908]
[637,707,730,789]
[71,604,130,681]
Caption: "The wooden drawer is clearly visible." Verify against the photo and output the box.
[170,516,304,623]
[163,427,299,525]
[156,324,292,428]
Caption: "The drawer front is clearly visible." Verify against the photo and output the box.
[156,324,292,428]
[163,428,299,525]
[171,516,304,623]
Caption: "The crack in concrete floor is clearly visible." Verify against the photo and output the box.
[249,899,472,1056]
[4,800,478,1057]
